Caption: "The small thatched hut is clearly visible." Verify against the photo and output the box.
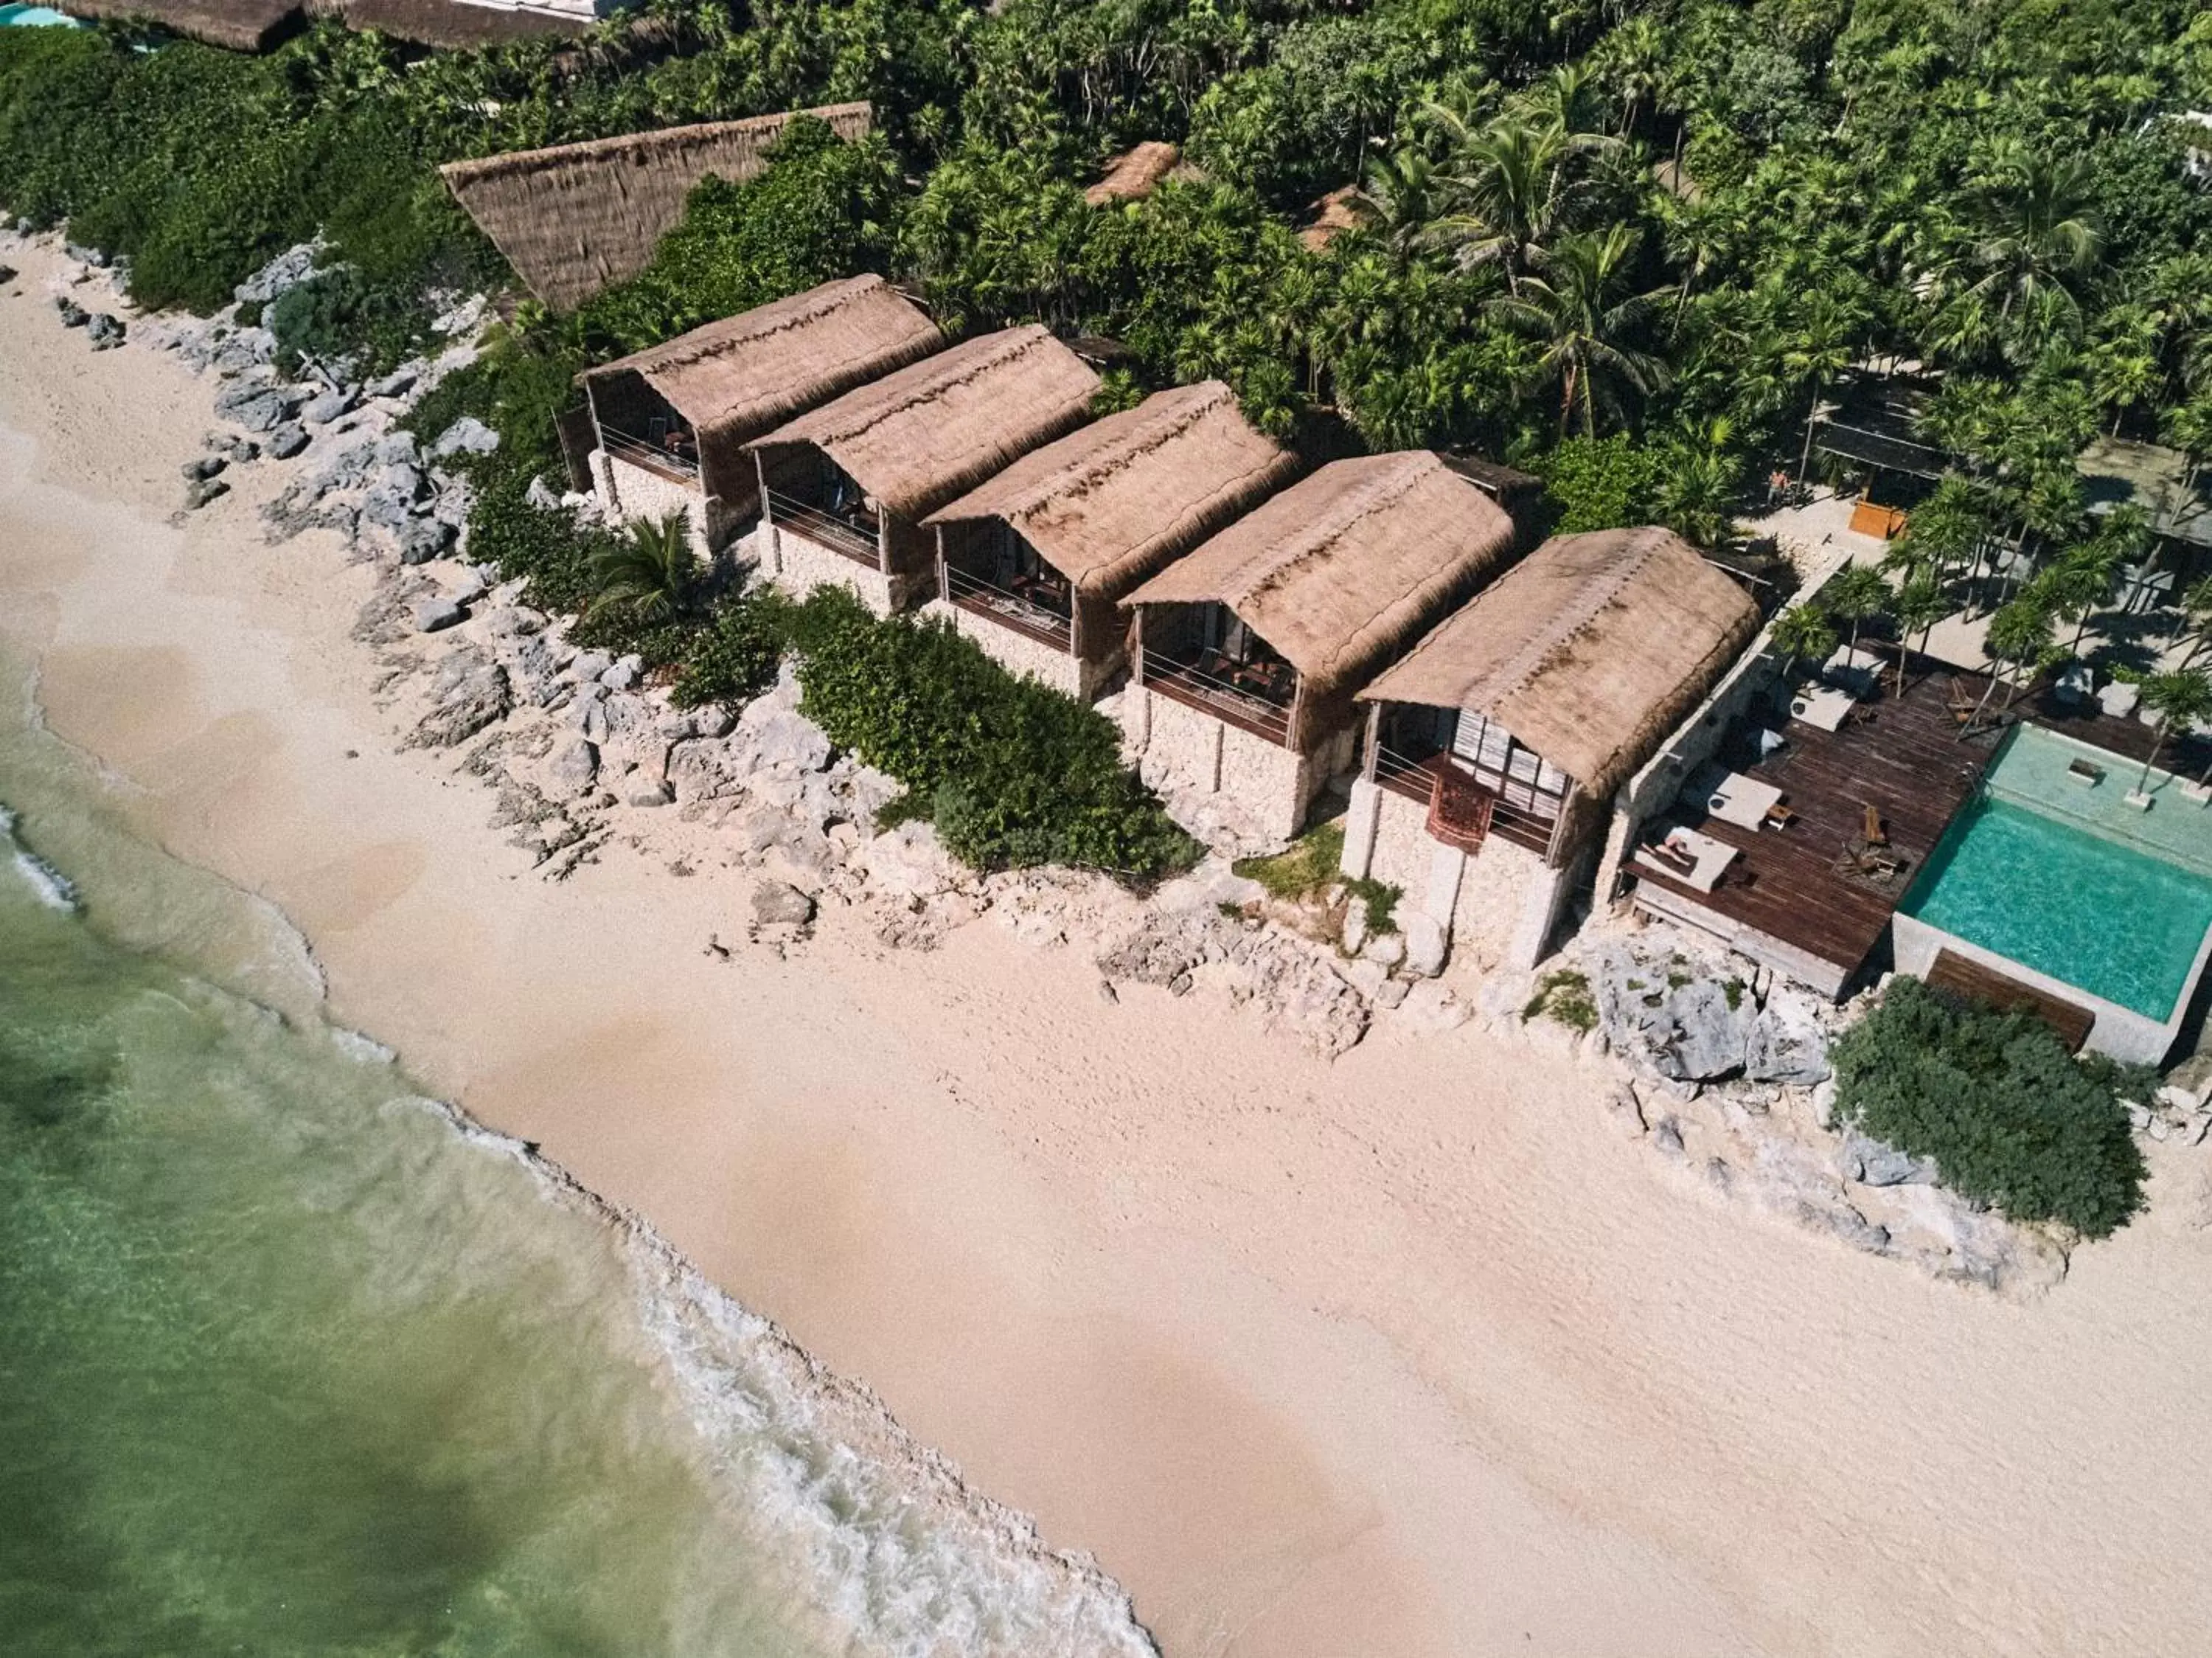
[1340,525,1761,971]
[1298,185,1371,252]
[917,381,1298,699]
[58,0,300,50]
[1085,142,1182,206]
[339,0,591,49]
[439,105,874,312]
[746,325,1102,616]
[578,276,943,552]
[1121,451,1520,844]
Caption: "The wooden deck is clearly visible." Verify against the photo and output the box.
[1926,948,2095,1052]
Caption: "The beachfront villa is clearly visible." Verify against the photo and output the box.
[1339,527,1761,972]
[1119,452,1519,844]
[578,277,944,554]
[918,382,1299,700]
[746,326,1102,616]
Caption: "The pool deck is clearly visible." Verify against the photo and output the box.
[1627,656,2191,996]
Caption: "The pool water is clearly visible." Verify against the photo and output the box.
[0,4,81,22]
[1903,794,2212,1020]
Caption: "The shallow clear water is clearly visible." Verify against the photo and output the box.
[1986,723,2212,877]
[0,639,1151,1656]
[1902,795,2212,1020]
[0,5,81,26]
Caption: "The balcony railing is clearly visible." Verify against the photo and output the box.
[1374,744,1560,856]
[601,425,700,483]
[1141,651,1293,746]
[765,488,880,567]
[944,564,1073,651]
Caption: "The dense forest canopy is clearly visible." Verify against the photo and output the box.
[4,0,2211,532]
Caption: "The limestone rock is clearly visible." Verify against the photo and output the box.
[55,297,87,327]
[413,597,465,634]
[265,423,310,461]
[86,313,125,350]
[552,738,599,794]
[865,820,961,898]
[1401,911,1448,978]
[302,389,355,426]
[1360,930,1407,969]
[184,477,229,510]
[431,415,499,458]
[1340,896,1370,956]
[750,881,817,927]
[398,518,455,566]
[408,651,509,749]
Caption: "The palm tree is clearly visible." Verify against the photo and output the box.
[1968,594,2055,730]
[1960,153,2104,325]
[1785,287,1868,483]
[1424,115,1569,291]
[584,513,697,626]
[1770,603,1837,679]
[1890,576,1950,698]
[2131,669,2212,796]
[1354,148,1436,261]
[1824,564,1892,659]
[1601,15,1665,136]
[1652,417,1741,547]
[1487,225,1675,436]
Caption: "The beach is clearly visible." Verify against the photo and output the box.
[7,238,2212,1657]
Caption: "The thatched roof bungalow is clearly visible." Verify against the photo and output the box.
[747,325,1102,615]
[1085,142,1182,206]
[579,276,942,551]
[917,382,1298,698]
[58,0,299,50]
[341,0,591,49]
[439,105,874,312]
[1340,525,1762,972]
[1121,451,1520,844]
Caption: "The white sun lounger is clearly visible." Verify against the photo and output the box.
[1633,828,1740,895]
[1686,763,1785,832]
[1790,683,1857,732]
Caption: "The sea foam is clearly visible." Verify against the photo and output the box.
[0,802,80,912]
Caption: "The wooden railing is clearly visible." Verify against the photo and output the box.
[944,564,1072,650]
[600,425,699,482]
[1374,744,1559,855]
[1141,652,1293,746]
[765,488,879,566]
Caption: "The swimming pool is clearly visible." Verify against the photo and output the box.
[0,4,83,23]
[1901,794,2212,1020]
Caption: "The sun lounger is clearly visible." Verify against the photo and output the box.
[1860,803,1888,847]
[1634,828,1740,895]
[1790,684,1857,732]
[1823,645,1885,699]
[1686,763,1786,831]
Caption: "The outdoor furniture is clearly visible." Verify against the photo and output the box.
[1861,803,1888,847]
[1764,802,1798,828]
[1634,827,1740,894]
[2067,757,2107,785]
[1790,683,1857,732]
[1823,644,1887,699]
[1848,499,1907,539]
[1686,762,1785,832]
[2098,680,2141,719]
[2053,663,2093,705]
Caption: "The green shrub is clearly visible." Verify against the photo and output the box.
[1523,968,1597,1032]
[670,593,790,710]
[781,589,1196,880]
[267,266,424,375]
[1831,977,2149,1238]
[1534,435,1666,535]
[1233,824,1346,901]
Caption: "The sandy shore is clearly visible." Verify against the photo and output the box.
[7,240,2212,1658]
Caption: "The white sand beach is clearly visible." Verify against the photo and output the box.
[7,237,2212,1657]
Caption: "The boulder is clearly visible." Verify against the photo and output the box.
[524,476,561,511]
[627,780,674,808]
[552,738,599,794]
[1361,930,1407,969]
[398,518,455,566]
[184,477,230,511]
[373,431,418,468]
[745,707,832,774]
[182,456,227,482]
[692,705,737,739]
[408,653,509,749]
[413,597,466,634]
[1340,896,1370,956]
[366,367,418,399]
[265,423,310,460]
[55,298,88,328]
[233,246,315,305]
[865,820,961,898]
[750,881,817,927]
[302,389,355,426]
[65,242,110,269]
[448,569,488,606]
[86,313,125,350]
[1400,911,1448,979]
[600,659,640,693]
[431,415,499,458]
[0,264,17,285]
[568,650,613,683]
[1838,1133,1936,1188]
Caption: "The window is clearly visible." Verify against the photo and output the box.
[1445,713,1568,816]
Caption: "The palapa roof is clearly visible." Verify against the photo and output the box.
[748,326,1102,521]
[1298,185,1371,252]
[584,277,944,448]
[923,381,1298,598]
[1085,142,1182,206]
[59,0,299,49]
[1360,526,1761,799]
[1125,451,1520,696]
[439,105,874,312]
[342,0,588,49]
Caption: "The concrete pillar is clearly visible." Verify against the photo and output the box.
[1425,840,1467,926]
[1340,777,1384,880]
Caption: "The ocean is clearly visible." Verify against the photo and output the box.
[0,645,1152,1657]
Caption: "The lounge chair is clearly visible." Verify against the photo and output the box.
[1635,828,1740,895]
[1860,803,1888,847]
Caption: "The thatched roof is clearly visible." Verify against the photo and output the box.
[60,0,299,49]
[587,277,942,445]
[1360,526,1761,799]
[1125,451,1520,696]
[748,326,1102,521]
[1298,185,1370,252]
[923,382,1298,599]
[342,0,587,49]
[1085,142,1181,206]
[439,105,874,312]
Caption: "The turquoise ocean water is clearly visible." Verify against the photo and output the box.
[0,645,1150,1657]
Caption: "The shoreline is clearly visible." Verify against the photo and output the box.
[10,234,2212,1657]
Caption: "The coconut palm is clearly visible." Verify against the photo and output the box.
[1487,225,1674,436]
[1960,153,2104,325]
[584,513,697,626]
[1785,287,1869,483]
[1422,116,1571,291]
[1890,575,1951,696]
[2131,669,2212,795]
[1599,15,1666,136]
[1770,603,1837,679]
[1354,148,1437,260]
[1823,564,1892,659]
[1968,594,2056,730]
[1652,417,1741,547]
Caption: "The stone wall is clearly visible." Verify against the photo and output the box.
[919,599,1087,698]
[768,524,894,617]
[1125,686,1315,844]
[1343,777,1564,971]
[603,454,710,558]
